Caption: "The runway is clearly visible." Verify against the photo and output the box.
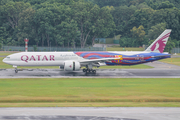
[0,61,180,78]
[0,107,180,120]
[1,68,180,78]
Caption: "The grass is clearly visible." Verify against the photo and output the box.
[160,57,180,66]
[1,102,180,107]
[0,57,13,69]
[0,78,180,107]
[0,51,19,56]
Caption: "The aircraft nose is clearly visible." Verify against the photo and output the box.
[2,58,7,63]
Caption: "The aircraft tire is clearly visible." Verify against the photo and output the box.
[15,69,18,73]
[85,70,89,73]
[83,69,86,72]
[92,70,96,74]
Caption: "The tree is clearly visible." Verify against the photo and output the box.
[72,1,115,47]
[0,1,31,46]
[18,8,37,46]
[33,3,62,47]
[165,8,180,41]
[32,2,80,47]
[146,0,159,9]
[130,8,154,32]
[0,27,7,46]
[72,1,94,48]
[164,38,175,53]
[56,19,78,47]
[147,22,167,40]
[130,25,146,46]
[119,37,137,47]
[157,1,175,9]
[89,6,115,46]
[0,1,31,29]
[92,0,128,7]
[24,0,47,5]
[111,5,137,36]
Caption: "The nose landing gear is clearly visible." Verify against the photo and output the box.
[15,68,18,73]
[13,65,18,73]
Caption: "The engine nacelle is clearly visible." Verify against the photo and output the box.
[64,61,81,71]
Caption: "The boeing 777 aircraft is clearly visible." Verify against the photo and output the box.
[3,29,171,73]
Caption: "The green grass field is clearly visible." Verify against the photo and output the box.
[160,57,180,66]
[0,78,180,107]
[0,51,19,56]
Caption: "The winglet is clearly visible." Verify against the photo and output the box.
[145,29,172,53]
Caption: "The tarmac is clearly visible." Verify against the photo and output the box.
[0,107,180,120]
[0,61,180,78]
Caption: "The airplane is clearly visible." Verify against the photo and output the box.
[3,29,171,73]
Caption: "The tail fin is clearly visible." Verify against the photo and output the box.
[145,29,172,53]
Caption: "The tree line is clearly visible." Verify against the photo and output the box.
[0,0,115,48]
[0,0,180,52]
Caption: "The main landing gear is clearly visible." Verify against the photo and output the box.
[83,68,96,74]
[83,64,96,74]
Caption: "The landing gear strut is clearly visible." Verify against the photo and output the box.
[13,65,18,73]
[15,68,18,73]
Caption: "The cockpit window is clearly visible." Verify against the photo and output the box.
[6,56,10,59]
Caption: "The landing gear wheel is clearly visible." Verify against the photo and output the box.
[83,69,86,72]
[85,70,88,73]
[92,70,96,74]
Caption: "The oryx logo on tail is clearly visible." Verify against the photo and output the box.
[150,32,171,53]
[145,29,172,53]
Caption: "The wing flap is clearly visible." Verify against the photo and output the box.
[79,57,120,63]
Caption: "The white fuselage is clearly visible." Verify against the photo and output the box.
[3,51,146,66]
[3,52,82,66]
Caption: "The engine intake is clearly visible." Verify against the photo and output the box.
[64,61,81,71]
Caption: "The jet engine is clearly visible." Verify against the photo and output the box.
[64,61,81,71]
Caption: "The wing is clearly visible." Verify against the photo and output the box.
[79,57,120,64]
